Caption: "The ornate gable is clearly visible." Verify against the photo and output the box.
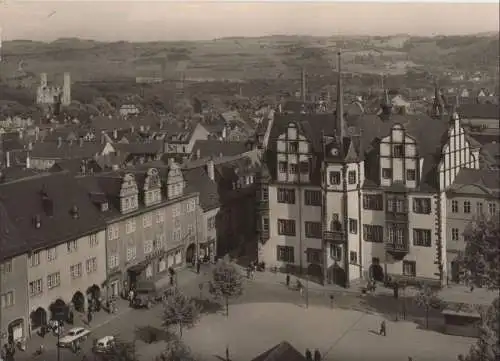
[167,162,185,200]
[144,168,162,206]
[120,173,139,213]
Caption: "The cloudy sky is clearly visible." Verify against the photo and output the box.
[0,2,498,41]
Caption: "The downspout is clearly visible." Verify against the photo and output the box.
[342,163,349,288]
[357,162,363,280]
[298,181,304,274]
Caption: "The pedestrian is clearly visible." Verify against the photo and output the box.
[408,357,413,361]
[286,273,290,288]
[314,349,322,361]
[379,320,386,336]
[196,260,201,274]
[305,348,312,360]
[470,284,474,292]
[87,310,92,325]
[128,289,134,307]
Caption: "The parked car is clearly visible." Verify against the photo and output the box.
[58,327,90,348]
[92,336,115,354]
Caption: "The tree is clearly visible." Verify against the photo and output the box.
[414,284,442,329]
[209,261,244,317]
[162,290,201,339]
[459,297,499,361]
[156,338,196,361]
[458,217,500,290]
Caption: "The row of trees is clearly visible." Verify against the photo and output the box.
[103,260,244,361]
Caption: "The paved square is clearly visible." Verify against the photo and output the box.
[182,303,475,361]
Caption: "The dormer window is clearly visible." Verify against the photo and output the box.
[34,215,41,229]
[101,202,109,212]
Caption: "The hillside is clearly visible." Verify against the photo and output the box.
[0,34,498,82]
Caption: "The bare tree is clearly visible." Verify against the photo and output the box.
[458,217,500,290]
[162,290,201,339]
[414,284,442,329]
[209,261,244,317]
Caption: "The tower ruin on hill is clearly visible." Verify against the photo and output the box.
[36,72,71,107]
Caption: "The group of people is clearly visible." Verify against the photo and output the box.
[305,348,322,361]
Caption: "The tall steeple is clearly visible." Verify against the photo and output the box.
[336,51,345,142]
[433,77,445,118]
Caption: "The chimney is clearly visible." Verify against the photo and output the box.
[57,137,62,148]
[206,158,215,181]
[113,129,118,139]
[301,67,307,103]
[5,151,10,168]
[336,51,345,143]
[196,148,201,159]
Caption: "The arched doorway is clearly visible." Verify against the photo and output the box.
[451,261,460,283]
[186,243,196,265]
[328,265,346,287]
[307,264,323,283]
[30,307,47,330]
[87,284,101,312]
[72,291,85,313]
[49,299,68,322]
[369,263,384,282]
[8,319,24,342]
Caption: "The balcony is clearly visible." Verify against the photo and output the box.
[256,199,269,211]
[258,229,270,243]
[385,212,408,223]
[385,242,409,253]
[323,230,344,243]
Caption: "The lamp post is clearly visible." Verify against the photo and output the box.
[56,320,62,361]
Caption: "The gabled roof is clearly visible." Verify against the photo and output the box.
[0,172,106,261]
[192,140,249,159]
[113,141,163,155]
[251,341,307,361]
[50,159,103,175]
[458,104,499,119]
[182,166,220,211]
[30,141,106,160]
[448,168,500,197]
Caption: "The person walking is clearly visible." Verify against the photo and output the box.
[196,260,201,274]
[305,348,312,360]
[286,273,290,288]
[314,349,322,361]
[379,320,386,336]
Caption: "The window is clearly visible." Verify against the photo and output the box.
[125,219,136,234]
[289,164,298,174]
[261,187,269,201]
[207,216,216,230]
[154,234,165,250]
[413,198,431,214]
[299,161,309,174]
[187,224,194,235]
[382,168,392,179]
[1,260,12,274]
[393,144,405,157]
[86,257,97,273]
[145,265,153,279]
[47,247,57,262]
[29,251,41,267]
[262,217,269,232]
[172,205,181,218]
[173,229,182,242]
[143,214,153,228]
[329,171,341,185]
[363,225,384,243]
[402,261,416,277]
[67,240,78,253]
[144,239,153,254]
[174,218,181,229]
[451,200,459,213]
[277,246,294,263]
[305,221,322,238]
[406,169,416,181]
[476,202,483,215]
[29,279,43,297]
[89,234,98,247]
[108,254,119,269]
[70,263,82,279]
[349,219,358,234]
[306,249,321,264]
[278,161,288,173]
[288,142,298,153]
[1,291,14,308]
[156,210,165,223]
[349,251,358,264]
[126,246,137,261]
[451,228,459,241]
[107,225,119,240]
[463,201,471,214]
[187,199,196,213]
[413,229,431,247]
[330,245,341,260]
[277,188,296,204]
[277,219,296,236]
[47,272,60,289]
[348,171,357,185]
[387,197,406,213]
[363,194,383,211]
[488,203,497,216]
[304,190,321,206]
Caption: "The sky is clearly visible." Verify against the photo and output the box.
[0,1,499,42]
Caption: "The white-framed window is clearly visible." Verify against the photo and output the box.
[145,265,153,279]
[451,200,459,213]
[1,260,12,274]
[107,225,119,240]
[0,291,15,308]
[207,216,216,230]
[154,234,165,250]
[187,199,196,213]
[488,203,497,216]
[108,254,119,269]
[330,245,342,260]
[125,219,136,234]
[47,247,57,262]
[451,228,460,241]
[70,263,82,279]
[86,257,97,273]
[172,205,181,218]
[126,246,137,261]
[89,234,98,247]
[29,279,43,297]
[67,240,78,253]
[29,251,41,267]
[187,224,194,235]
[144,240,153,254]
[47,272,61,289]
[156,210,165,223]
[143,214,153,228]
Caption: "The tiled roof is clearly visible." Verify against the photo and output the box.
[182,166,220,211]
[449,168,500,196]
[113,141,163,155]
[458,104,499,119]
[30,141,105,160]
[1,132,25,152]
[49,159,103,175]
[251,341,307,361]
[0,172,106,261]
[191,140,249,159]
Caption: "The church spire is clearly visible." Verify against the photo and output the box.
[336,51,345,142]
[433,77,445,118]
